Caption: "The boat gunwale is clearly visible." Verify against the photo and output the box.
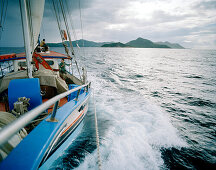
[0,51,72,62]
[0,82,90,146]
[0,89,91,169]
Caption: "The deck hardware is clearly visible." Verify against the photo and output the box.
[46,100,59,122]
[86,84,89,92]
[0,82,90,146]
[75,89,81,101]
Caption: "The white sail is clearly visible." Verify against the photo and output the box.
[20,0,45,78]
[30,0,45,50]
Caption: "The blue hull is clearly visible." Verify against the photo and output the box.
[0,89,91,170]
[39,120,84,169]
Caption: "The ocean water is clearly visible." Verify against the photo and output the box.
[0,47,216,169]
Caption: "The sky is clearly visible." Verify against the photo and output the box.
[0,0,216,49]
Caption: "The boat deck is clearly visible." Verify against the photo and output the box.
[0,97,68,113]
[0,51,71,62]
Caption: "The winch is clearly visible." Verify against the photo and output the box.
[11,97,30,117]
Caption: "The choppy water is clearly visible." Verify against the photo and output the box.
[1,47,216,169]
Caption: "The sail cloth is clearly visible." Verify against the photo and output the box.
[19,0,45,78]
[28,0,45,51]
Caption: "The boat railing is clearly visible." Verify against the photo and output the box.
[0,82,91,146]
[0,61,14,78]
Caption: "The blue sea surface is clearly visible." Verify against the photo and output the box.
[0,47,215,169]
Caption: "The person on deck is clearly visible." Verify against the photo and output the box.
[40,39,48,51]
[59,59,70,79]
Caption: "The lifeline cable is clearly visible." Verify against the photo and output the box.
[93,88,102,170]
[59,0,82,80]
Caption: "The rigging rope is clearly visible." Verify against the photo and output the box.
[51,0,72,74]
[59,0,75,54]
[79,0,85,49]
[0,0,8,39]
[65,0,86,73]
[64,0,79,47]
[2,0,8,26]
[0,0,5,28]
[78,0,86,59]
[51,0,62,39]
[59,0,82,80]
[64,0,81,63]
[93,89,102,170]
[51,1,67,44]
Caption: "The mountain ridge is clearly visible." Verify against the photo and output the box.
[125,37,170,48]
[47,38,184,49]
[101,42,131,47]
[155,41,184,49]
[47,39,114,47]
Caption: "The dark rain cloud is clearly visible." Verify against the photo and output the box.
[0,0,23,46]
[0,0,94,46]
[43,0,94,19]
[0,0,216,48]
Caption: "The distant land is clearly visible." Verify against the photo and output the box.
[101,42,130,48]
[125,37,170,48]
[47,37,184,49]
[47,39,113,47]
[155,41,184,49]
[103,38,184,49]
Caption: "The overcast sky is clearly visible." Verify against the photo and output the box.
[0,0,216,49]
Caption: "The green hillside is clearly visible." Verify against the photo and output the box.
[101,42,130,47]
[126,37,170,48]
[155,41,184,49]
[47,39,113,47]
[46,38,184,49]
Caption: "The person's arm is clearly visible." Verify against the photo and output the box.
[59,63,63,68]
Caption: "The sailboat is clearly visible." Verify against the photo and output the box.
[0,0,91,169]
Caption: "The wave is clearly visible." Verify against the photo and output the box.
[73,73,186,170]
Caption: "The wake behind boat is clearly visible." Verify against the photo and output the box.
[0,0,91,169]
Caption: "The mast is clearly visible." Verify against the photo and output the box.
[19,0,45,78]
[19,0,33,78]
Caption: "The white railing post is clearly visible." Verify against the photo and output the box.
[46,100,59,122]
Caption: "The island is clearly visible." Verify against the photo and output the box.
[125,37,170,48]
[101,42,130,47]
[47,38,185,49]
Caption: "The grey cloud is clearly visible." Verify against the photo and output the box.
[152,10,193,23]
[43,0,216,49]
[194,0,216,10]
[43,0,94,19]
[0,0,23,46]
[1,0,216,49]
